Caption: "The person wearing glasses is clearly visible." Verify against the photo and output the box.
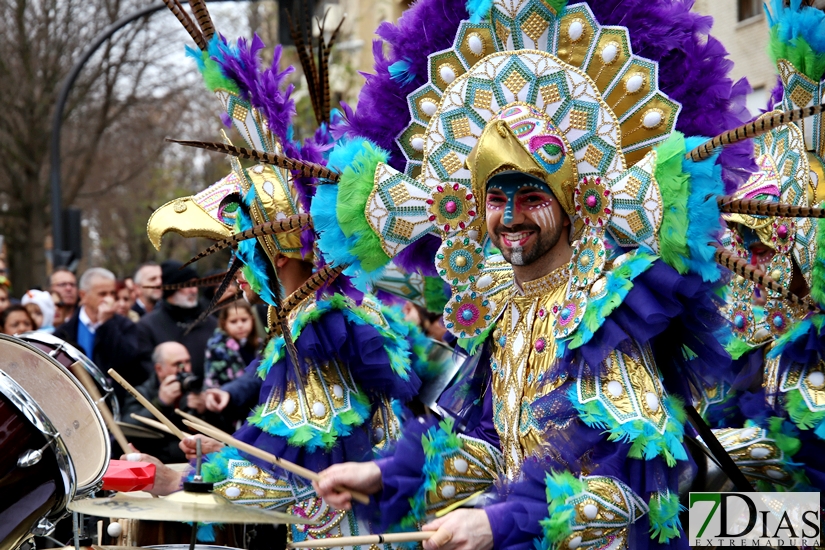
[49,267,78,325]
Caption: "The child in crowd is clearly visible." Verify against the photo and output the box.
[22,289,56,332]
[1,305,34,335]
[204,301,261,389]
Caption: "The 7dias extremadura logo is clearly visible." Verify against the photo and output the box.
[689,492,821,547]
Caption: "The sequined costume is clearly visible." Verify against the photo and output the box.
[144,10,426,547]
[704,0,825,493]
[298,0,758,547]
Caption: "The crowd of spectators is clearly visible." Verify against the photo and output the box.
[0,259,251,451]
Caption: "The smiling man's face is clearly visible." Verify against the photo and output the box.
[485,172,567,267]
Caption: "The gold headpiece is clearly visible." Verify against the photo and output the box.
[467,105,578,217]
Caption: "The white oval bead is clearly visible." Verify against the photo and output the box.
[643,110,663,129]
[750,447,770,459]
[332,384,344,398]
[601,43,618,64]
[262,180,275,197]
[107,522,123,538]
[568,536,583,549]
[253,489,265,496]
[312,401,327,418]
[453,458,469,474]
[807,371,825,388]
[441,484,456,498]
[421,99,437,117]
[243,466,258,477]
[468,34,484,56]
[439,65,456,84]
[252,165,265,174]
[626,74,644,94]
[282,399,297,415]
[476,274,494,289]
[607,380,623,397]
[373,427,385,443]
[583,503,599,520]
[265,476,277,484]
[411,136,425,151]
[274,211,287,221]
[568,21,584,41]
[741,427,758,439]
[766,469,785,480]
[645,392,660,412]
[225,487,242,498]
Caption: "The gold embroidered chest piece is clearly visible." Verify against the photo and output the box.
[491,265,569,479]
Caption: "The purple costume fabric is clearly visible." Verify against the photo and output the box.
[372,259,729,547]
[213,304,421,476]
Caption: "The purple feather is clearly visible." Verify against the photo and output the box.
[767,76,785,112]
[345,0,469,171]
[213,36,296,146]
[393,234,441,277]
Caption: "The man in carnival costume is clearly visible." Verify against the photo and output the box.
[698,0,825,493]
[138,5,430,547]
[290,0,825,547]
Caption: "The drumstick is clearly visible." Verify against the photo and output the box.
[130,413,180,439]
[179,417,371,505]
[109,369,187,440]
[70,362,132,455]
[287,532,435,548]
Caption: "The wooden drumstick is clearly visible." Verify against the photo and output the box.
[130,413,180,439]
[70,361,132,455]
[109,369,187,440]
[287,532,435,548]
[178,415,372,505]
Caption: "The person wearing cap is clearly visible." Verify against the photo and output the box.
[21,289,56,332]
[135,260,217,384]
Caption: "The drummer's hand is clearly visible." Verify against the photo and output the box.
[421,509,493,550]
[180,434,225,460]
[186,392,206,414]
[158,374,182,406]
[313,461,382,511]
[98,295,116,324]
[120,452,186,496]
[204,388,231,412]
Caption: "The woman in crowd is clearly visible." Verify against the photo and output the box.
[1,305,34,335]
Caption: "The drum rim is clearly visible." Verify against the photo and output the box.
[0,333,111,496]
[19,331,121,421]
[0,369,76,519]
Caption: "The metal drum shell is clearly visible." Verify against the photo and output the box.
[0,334,110,498]
[0,370,75,550]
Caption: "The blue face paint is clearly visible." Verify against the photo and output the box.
[487,171,553,226]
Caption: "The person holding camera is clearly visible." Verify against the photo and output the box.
[122,341,212,462]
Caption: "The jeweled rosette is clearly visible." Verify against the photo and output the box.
[444,291,493,338]
[427,182,477,234]
[574,176,612,227]
[569,229,606,290]
[436,236,485,286]
[552,290,587,339]
[771,217,796,254]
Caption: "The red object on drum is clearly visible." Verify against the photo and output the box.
[102,460,156,492]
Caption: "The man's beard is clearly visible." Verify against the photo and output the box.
[491,221,564,267]
[168,292,198,309]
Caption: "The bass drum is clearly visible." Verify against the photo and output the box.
[0,369,75,550]
[0,334,110,499]
[18,331,121,422]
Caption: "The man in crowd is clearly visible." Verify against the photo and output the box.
[136,260,216,384]
[132,262,162,317]
[54,267,143,396]
[50,267,78,325]
[123,341,208,463]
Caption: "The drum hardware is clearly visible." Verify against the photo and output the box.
[31,519,57,537]
[48,342,66,358]
[18,434,59,468]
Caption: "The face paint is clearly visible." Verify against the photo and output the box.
[487,172,553,226]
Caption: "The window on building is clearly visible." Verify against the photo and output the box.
[738,0,762,21]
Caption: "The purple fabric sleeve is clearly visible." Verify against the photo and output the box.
[373,379,499,530]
